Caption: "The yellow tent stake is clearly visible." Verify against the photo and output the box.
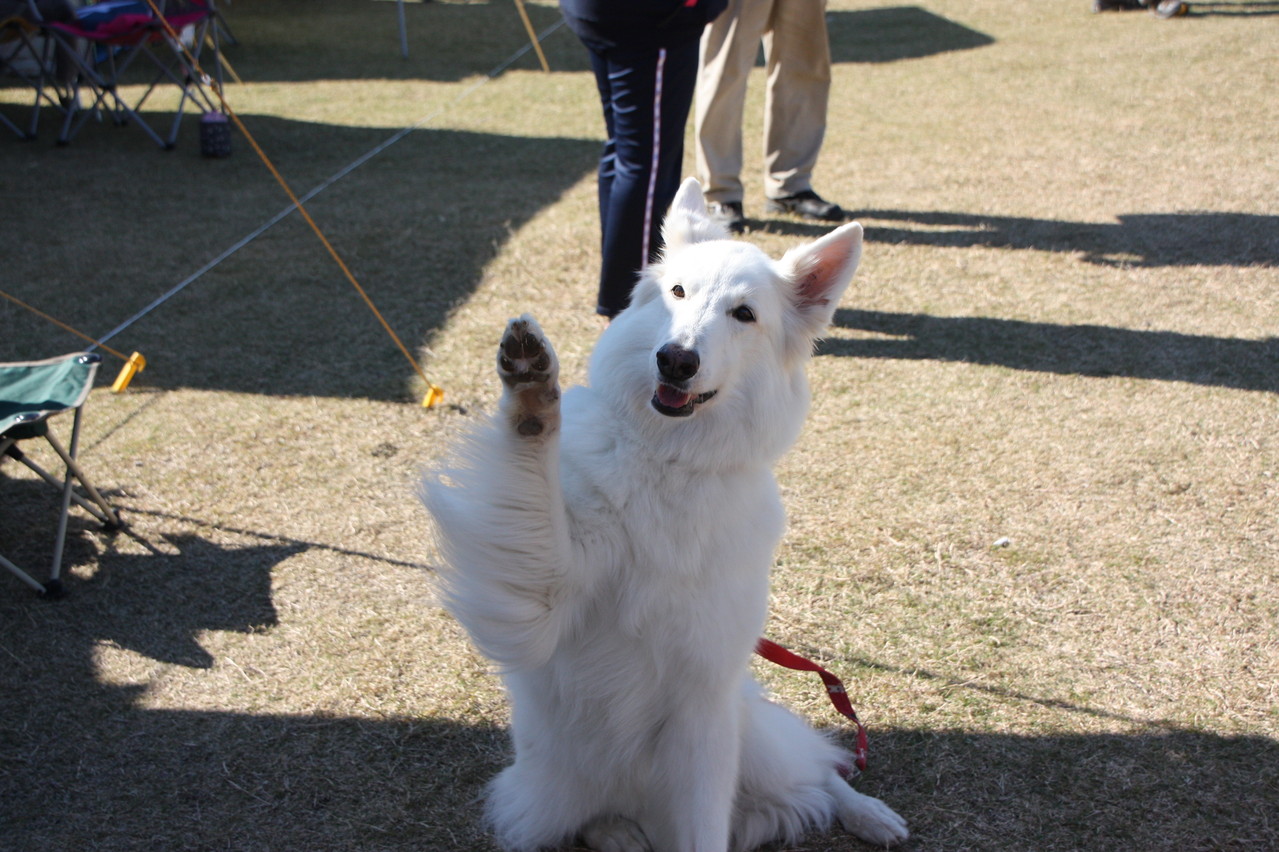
[111,352,147,393]
[422,384,445,408]
[141,0,443,408]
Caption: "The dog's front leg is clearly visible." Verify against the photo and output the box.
[643,705,740,852]
[424,315,572,671]
[474,314,572,665]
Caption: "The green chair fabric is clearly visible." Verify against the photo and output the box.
[0,352,99,436]
[1,352,119,597]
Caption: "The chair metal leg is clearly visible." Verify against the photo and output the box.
[43,419,121,530]
[0,109,26,139]
[49,29,173,148]
[0,432,74,597]
[4,441,115,525]
[0,20,71,140]
[0,551,49,594]
[47,407,82,584]
[1,353,113,598]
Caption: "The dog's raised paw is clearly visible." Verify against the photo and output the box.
[498,315,556,387]
[497,314,560,437]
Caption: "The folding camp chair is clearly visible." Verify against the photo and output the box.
[1,352,121,597]
[42,0,223,148]
[0,0,77,140]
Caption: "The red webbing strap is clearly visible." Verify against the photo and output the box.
[755,638,868,774]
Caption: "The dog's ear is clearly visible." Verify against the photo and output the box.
[662,177,730,253]
[778,222,863,340]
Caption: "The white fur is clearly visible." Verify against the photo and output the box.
[422,178,908,851]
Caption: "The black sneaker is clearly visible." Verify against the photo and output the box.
[765,190,846,222]
[707,200,746,234]
[1093,0,1143,9]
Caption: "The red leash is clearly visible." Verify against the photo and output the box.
[755,638,868,775]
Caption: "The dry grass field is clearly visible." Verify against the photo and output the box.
[2,1,1276,849]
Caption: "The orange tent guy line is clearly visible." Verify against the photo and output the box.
[0,289,146,392]
[141,0,444,408]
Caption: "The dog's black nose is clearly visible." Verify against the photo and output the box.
[656,343,699,382]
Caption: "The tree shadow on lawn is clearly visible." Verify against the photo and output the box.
[0,530,502,849]
[865,725,1279,849]
[755,212,1279,394]
[220,0,585,83]
[729,6,993,72]
[827,6,995,64]
[1185,1,1279,16]
[119,123,599,401]
[860,209,1279,269]
[2,534,1275,850]
[0,116,600,401]
[221,3,996,85]
[0,474,126,594]
[822,309,1279,394]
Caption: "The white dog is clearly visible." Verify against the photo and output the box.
[422,178,908,851]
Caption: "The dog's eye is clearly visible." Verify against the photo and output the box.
[671,285,685,299]
[732,305,756,323]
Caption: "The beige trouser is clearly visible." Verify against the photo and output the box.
[695,0,832,204]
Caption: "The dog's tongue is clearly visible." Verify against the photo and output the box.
[656,384,693,409]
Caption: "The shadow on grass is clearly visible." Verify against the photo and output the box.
[0,527,1273,844]
[2,541,1275,850]
[115,128,598,401]
[822,309,1279,393]
[827,6,995,64]
[861,725,1279,849]
[1186,0,1279,16]
[218,2,999,84]
[762,209,1278,269]
[0,475,110,593]
[219,0,582,83]
[217,2,997,83]
[0,115,599,400]
[860,209,1279,268]
[719,6,993,72]
[764,209,1278,390]
[0,529,505,850]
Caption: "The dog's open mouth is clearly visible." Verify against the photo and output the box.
[651,383,718,417]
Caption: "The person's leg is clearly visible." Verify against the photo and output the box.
[645,41,699,255]
[695,0,772,206]
[761,0,832,200]
[594,42,699,319]
[587,46,619,293]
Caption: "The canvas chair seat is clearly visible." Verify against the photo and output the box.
[1,352,120,597]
